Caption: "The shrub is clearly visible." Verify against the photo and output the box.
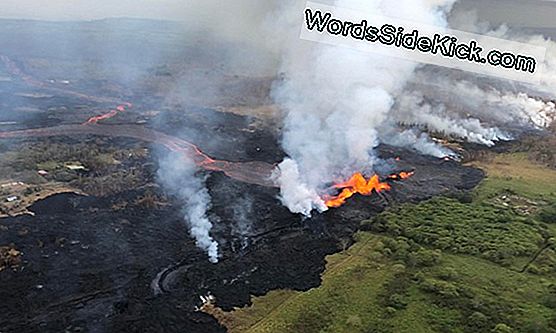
[468,311,489,329]
[419,278,460,298]
[385,307,397,317]
[437,267,459,281]
[386,293,407,310]
[370,197,544,265]
[492,323,513,333]
[407,249,442,267]
[538,203,556,224]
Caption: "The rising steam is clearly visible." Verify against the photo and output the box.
[157,152,219,263]
[156,1,556,222]
[393,91,512,146]
[271,0,457,215]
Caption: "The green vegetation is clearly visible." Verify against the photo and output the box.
[216,153,556,333]
[539,203,556,224]
[363,197,549,268]
[0,139,151,196]
[472,153,556,201]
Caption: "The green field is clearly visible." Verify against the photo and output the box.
[212,153,556,333]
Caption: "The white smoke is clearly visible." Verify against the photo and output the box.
[386,8,556,151]
[498,93,556,128]
[379,127,454,158]
[393,91,512,146]
[155,1,556,220]
[376,6,556,158]
[157,152,219,263]
[231,195,254,250]
[271,0,457,215]
[404,71,556,132]
[272,158,328,216]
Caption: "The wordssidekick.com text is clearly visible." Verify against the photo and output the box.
[305,8,537,74]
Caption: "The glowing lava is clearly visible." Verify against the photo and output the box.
[84,103,132,124]
[324,171,414,208]
[387,171,415,181]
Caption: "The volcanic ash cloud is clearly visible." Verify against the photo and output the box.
[157,152,219,263]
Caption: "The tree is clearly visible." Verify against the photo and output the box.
[387,293,407,310]
[539,203,556,223]
[339,238,351,253]
[469,311,488,329]
[407,248,441,267]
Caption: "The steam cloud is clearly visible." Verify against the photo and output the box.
[157,152,219,263]
[231,195,254,250]
[393,90,513,146]
[387,11,556,151]
[266,0,556,216]
[151,0,556,260]
[271,0,458,215]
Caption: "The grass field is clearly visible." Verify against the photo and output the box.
[472,153,556,201]
[207,153,556,333]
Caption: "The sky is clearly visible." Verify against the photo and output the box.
[0,0,555,30]
[0,0,196,21]
[458,0,556,28]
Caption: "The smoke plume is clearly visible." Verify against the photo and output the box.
[389,8,556,150]
[231,195,254,250]
[157,152,219,263]
[393,90,512,146]
[271,0,457,215]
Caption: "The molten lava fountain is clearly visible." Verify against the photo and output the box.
[324,171,414,208]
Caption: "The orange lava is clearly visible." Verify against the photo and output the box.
[324,171,414,208]
[387,171,415,180]
[84,103,132,124]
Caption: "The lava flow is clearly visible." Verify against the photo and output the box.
[387,171,415,181]
[324,171,414,208]
[84,102,133,124]
[0,124,277,187]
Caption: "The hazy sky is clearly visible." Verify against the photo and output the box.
[0,0,189,21]
[458,0,556,28]
[1,0,555,30]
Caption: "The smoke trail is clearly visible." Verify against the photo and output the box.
[379,127,454,158]
[271,0,457,215]
[393,7,556,140]
[401,69,556,139]
[231,195,254,250]
[379,7,556,156]
[379,6,556,155]
[157,152,219,263]
[393,91,512,146]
